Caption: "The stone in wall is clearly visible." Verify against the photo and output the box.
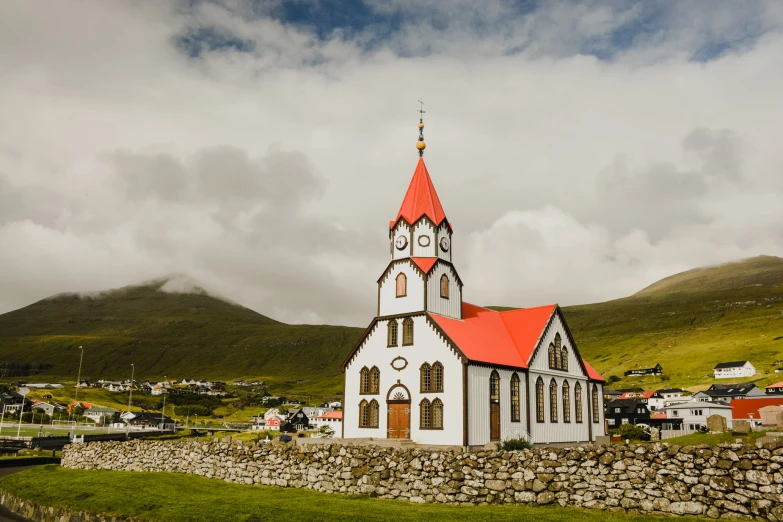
[60,438,783,520]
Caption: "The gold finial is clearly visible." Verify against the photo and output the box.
[417,98,426,157]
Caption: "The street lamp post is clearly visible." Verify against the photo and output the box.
[127,364,135,414]
[16,387,29,438]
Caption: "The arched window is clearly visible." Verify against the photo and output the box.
[432,398,443,429]
[359,400,369,427]
[369,399,379,428]
[402,318,414,345]
[592,385,600,423]
[562,381,571,423]
[536,378,544,422]
[387,320,398,347]
[420,363,431,392]
[575,382,583,423]
[396,273,407,297]
[561,346,568,372]
[440,274,449,298]
[490,371,500,402]
[511,373,520,422]
[433,362,444,392]
[360,367,370,394]
[548,344,556,369]
[420,398,432,429]
[550,379,558,423]
[370,366,380,394]
[554,334,562,370]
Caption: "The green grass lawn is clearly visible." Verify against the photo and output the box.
[0,466,697,522]
[659,430,770,446]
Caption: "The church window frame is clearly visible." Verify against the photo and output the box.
[396,273,407,298]
[575,382,583,423]
[387,320,398,347]
[369,366,380,394]
[561,345,568,372]
[550,379,558,423]
[360,367,370,394]
[440,274,449,299]
[420,398,432,429]
[592,385,600,423]
[369,399,379,428]
[511,373,521,422]
[554,333,562,370]
[432,398,443,429]
[420,363,432,392]
[548,343,556,369]
[536,378,544,423]
[359,400,369,428]
[490,371,500,402]
[432,362,444,392]
[562,380,571,423]
[402,317,414,346]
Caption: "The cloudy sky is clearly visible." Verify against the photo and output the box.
[1,0,782,326]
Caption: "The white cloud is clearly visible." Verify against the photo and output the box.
[1,0,782,325]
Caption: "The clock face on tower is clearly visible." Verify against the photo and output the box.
[395,235,408,250]
[440,237,450,252]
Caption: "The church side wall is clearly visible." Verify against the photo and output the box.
[526,314,601,443]
[378,262,424,316]
[466,366,526,446]
[426,264,462,319]
[592,382,605,438]
[344,316,464,446]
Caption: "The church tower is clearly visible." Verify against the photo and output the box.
[378,116,463,319]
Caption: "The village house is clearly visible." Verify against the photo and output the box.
[30,401,65,416]
[618,390,665,411]
[604,399,650,428]
[657,388,689,405]
[312,411,343,437]
[766,382,783,395]
[731,397,783,429]
[624,364,663,378]
[83,405,119,425]
[342,128,605,446]
[713,361,756,379]
[693,383,765,402]
[663,399,733,432]
[123,412,175,431]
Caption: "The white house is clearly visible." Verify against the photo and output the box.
[312,411,343,437]
[663,400,733,431]
[713,361,756,379]
[342,129,606,447]
[263,407,283,421]
[658,388,689,406]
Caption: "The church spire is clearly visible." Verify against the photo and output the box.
[416,98,426,157]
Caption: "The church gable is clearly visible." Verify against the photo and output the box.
[527,308,590,380]
[378,259,425,317]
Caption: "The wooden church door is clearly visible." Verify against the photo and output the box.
[387,403,411,439]
[387,384,411,439]
[490,403,500,441]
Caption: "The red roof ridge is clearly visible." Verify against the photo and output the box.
[410,257,439,274]
[393,157,449,229]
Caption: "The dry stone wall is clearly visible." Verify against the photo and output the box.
[62,439,783,520]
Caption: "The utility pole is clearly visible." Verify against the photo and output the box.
[16,387,29,438]
[160,375,167,431]
[68,346,84,427]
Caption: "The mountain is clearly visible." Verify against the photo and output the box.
[0,278,363,396]
[2,256,782,396]
[561,256,783,390]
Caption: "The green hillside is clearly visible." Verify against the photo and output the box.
[0,278,363,396]
[561,255,783,390]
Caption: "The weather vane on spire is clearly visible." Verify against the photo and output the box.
[416,98,426,157]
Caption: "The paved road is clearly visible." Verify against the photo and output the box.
[0,467,34,522]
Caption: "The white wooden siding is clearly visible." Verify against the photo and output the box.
[466,366,528,446]
[392,222,412,261]
[427,264,462,319]
[344,316,464,446]
[378,262,424,316]
[527,372,592,444]
[528,313,588,378]
[437,224,451,263]
[592,383,606,437]
[413,221,436,258]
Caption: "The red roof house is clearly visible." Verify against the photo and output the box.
[731,397,783,422]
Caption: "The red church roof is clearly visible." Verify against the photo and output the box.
[731,397,783,420]
[392,157,449,229]
[429,302,605,381]
[410,257,438,274]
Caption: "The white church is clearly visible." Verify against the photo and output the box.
[342,121,606,447]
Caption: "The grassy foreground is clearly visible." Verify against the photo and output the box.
[0,466,696,522]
